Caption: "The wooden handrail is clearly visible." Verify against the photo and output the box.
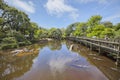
[67,37,119,45]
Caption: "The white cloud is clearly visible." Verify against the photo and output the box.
[44,0,79,20]
[70,12,79,20]
[4,0,35,13]
[75,0,108,4]
[103,14,120,21]
[98,0,107,4]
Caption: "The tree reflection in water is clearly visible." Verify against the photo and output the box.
[0,51,38,80]
[0,41,62,80]
[48,44,90,79]
[0,41,119,80]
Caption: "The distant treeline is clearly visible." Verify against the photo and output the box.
[0,0,120,50]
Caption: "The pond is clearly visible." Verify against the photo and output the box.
[0,40,120,80]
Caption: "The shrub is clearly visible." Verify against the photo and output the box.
[12,31,26,42]
[18,40,31,46]
[1,37,18,49]
[2,37,17,43]
[1,43,18,49]
[114,30,120,39]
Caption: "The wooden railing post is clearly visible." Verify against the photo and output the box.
[90,42,92,50]
[98,41,101,54]
[116,43,120,66]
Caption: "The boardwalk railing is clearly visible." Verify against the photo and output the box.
[66,37,120,65]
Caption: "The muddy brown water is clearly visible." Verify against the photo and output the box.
[0,40,120,80]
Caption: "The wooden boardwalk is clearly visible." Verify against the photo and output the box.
[66,37,120,66]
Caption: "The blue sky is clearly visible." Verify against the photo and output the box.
[4,0,120,28]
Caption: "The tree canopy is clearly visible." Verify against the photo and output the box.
[65,15,119,39]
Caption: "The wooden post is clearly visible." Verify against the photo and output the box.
[114,44,116,50]
[86,42,88,47]
[90,42,92,50]
[98,41,101,54]
[116,43,120,66]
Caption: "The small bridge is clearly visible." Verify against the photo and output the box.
[66,37,120,66]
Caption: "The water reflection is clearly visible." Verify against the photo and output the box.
[67,41,120,80]
[0,54,38,80]
[48,44,86,76]
[48,40,62,50]
[0,44,41,80]
[0,41,120,80]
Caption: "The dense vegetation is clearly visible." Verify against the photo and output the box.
[0,0,120,50]
[65,15,120,39]
[0,0,43,49]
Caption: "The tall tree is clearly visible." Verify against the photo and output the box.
[102,21,113,28]
[87,15,102,28]
[65,22,79,36]
[29,22,39,40]
[115,23,120,31]
[73,22,87,37]
[49,28,62,39]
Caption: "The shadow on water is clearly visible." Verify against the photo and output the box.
[0,40,120,80]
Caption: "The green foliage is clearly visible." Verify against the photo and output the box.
[61,28,66,38]
[48,28,62,39]
[103,28,115,38]
[18,41,31,46]
[1,37,18,49]
[48,28,57,37]
[2,37,17,43]
[114,30,120,39]
[65,15,118,39]
[34,29,42,38]
[0,1,40,49]
[73,23,87,37]
[87,15,102,27]
[39,28,48,38]
[87,24,103,38]
[65,22,79,36]
[86,25,114,38]
[0,18,4,24]
[13,31,26,42]
[29,22,39,40]
[0,32,6,39]
[102,21,113,28]
[1,43,18,50]
[115,23,120,31]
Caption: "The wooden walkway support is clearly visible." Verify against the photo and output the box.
[66,37,120,66]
